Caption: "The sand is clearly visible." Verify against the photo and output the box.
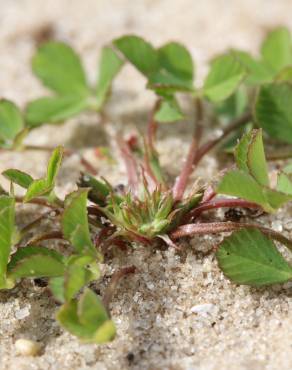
[0,1,292,369]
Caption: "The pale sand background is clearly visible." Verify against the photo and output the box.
[0,1,292,369]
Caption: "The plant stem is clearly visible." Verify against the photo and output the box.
[194,111,252,166]
[27,231,64,245]
[144,100,166,187]
[103,265,136,313]
[19,209,60,237]
[172,98,204,201]
[15,196,56,209]
[189,198,260,220]
[117,137,139,193]
[170,221,292,251]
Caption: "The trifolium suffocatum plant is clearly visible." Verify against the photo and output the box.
[0,26,292,343]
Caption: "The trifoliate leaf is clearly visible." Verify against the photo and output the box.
[2,169,33,189]
[62,189,96,255]
[64,255,100,301]
[261,27,292,73]
[32,41,89,96]
[24,178,51,202]
[49,254,100,303]
[148,42,194,92]
[235,129,269,186]
[158,42,194,83]
[0,100,24,146]
[217,170,292,213]
[217,170,270,211]
[57,289,116,343]
[255,82,292,144]
[114,35,158,76]
[154,97,184,122]
[25,95,89,127]
[216,228,292,286]
[24,146,63,202]
[264,188,292,209]
[96,47,124,110]
[203,54,246,102]
[7,246,65,281]
[232,50,273,85]
[0,196,15,288]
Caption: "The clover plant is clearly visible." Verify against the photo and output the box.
[0,27,292,344]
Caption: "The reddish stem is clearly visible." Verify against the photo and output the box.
[194,111,252,166]
[189,198,260,220]
[202,186,216,202]
[15,196,57,209]
[172,99,204,201]
[27,231,64,245]
[170,221,292,251]
[117,137,139,193]
[103,266,136,312]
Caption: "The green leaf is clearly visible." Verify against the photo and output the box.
[216,228,292,286]
[217,169,292,213]
[24,178,51,202]
[62,189,96,255]
[2,169,33,189]
[232,50,273,85]
[148,42,194,93]
[261,27,292,73]
[264,188,292,209]
[78,174,111,206]
[57,289,116,343]
[25,95,88,127]
[49,276,65,302]
[158,42,194,82]
[64,255,100,301]
[215,87,248,121]
[203,54,246,102]
[0,196,15,288]
[277,172,292,195]
[275,66,292,82]
[114,35,159,76]
[7,246,64,281]
[24,146,63,202]
[78,288,108,327]
[46,146,64,186]
[217,170,271,211]
[0,100,24,145]
[254,82,292,144]
[95,47,124,110]
[235,129,269,186]
[154,97,184,122]
[32,41,88,96]
[50,255,100,303]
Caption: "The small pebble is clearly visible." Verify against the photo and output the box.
[190,303,215,314]
[15,306,30,320]
[15,339,41,356]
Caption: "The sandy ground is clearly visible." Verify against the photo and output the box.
[0,0,292,369]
